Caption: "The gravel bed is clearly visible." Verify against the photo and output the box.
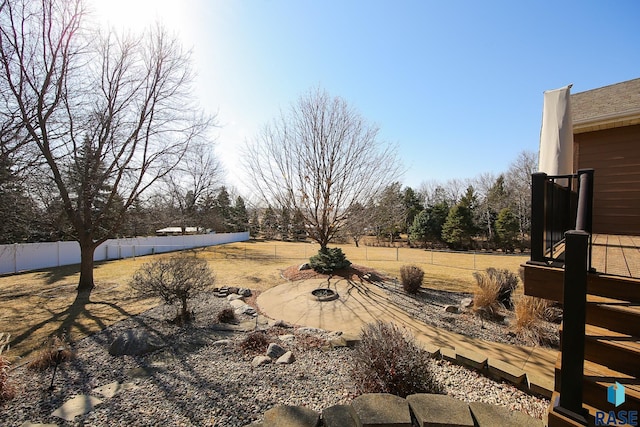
[381,280,560,348]
[1,290,549,426]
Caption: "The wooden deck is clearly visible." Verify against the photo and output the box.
[591,234,640,278]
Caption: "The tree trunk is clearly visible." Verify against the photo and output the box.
[77,238,96,293]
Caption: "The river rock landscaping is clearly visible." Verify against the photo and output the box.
[1,277,551,426]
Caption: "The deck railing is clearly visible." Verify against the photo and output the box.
[529,169,594,424]
[530,169,594,270]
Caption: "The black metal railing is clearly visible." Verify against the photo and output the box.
[530,169,594,424]
[530,169,594,270]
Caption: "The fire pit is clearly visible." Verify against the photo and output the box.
[311,288,339,302]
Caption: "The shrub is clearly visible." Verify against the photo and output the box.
[309,247,351,274]
[130,254,214,325]
[27,334,73,371]
[1,333,16,402]
[472,267,519,315]
[350,321,441,398]
[217,308,236,324]
[400,265,424,294]
[238,331,269,354]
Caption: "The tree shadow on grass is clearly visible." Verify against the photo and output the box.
[8,289,137,361]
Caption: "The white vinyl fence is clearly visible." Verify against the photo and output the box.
[0,232,250,275]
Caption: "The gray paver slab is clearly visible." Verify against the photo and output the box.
[91,381,136,399]
[469,401,544,427]
[322,404,359,427]
[407,393,474,427]
[351,393,411,427]
[263,405,320,427]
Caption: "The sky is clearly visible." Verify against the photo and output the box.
[90,0,640,195]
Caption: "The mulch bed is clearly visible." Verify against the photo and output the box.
[280,264,388,282]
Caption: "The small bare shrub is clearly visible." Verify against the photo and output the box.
[350,321,442,398]
[130,254,214,325]
[27,334,73,371]
[238,331,269,354]
[217,308,236,324]
[400,265,424,294]
[1,333,16,402]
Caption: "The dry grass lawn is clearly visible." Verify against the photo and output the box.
[0,240,527,364]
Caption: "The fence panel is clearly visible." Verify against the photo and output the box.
[0,232,250,275]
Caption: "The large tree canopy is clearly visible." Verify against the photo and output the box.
[0,0,213,292]
[244,88,402,249]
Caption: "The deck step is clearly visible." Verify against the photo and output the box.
[522,264,640,303]
[586,295,640,337]
[555,357,640,413]
[587,273,640,303]
[560,324,640,377]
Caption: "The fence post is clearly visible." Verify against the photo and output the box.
[556,230,589,425]
[530,172,547,264]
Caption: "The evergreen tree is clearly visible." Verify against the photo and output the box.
[291,208,307,241]
[279,206,291,240]
[212,187,232,232]
[261,206,278,239]
[495,207,520,253]
[441,200,476,250]
[402,186,424,234]
[232,196,249,232]
[249,210,260,237]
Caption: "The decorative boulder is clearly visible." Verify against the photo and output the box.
[109,329,165,356]
[266,343,287,359]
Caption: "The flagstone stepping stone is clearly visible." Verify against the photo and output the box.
[21,423,58,427]
[91,381,137,399]
[51,395,102,422]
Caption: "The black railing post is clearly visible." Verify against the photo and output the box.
[530,172,547,264]
[576,169,595,272]
[556,230,589,425]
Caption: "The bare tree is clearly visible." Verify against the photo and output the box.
[163,146,222,233]
[0,0,212,293]
[244,88,401,250]
[505,150,537,239]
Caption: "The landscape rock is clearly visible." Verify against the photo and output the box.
[276,351,295,364]
[228,286,240,295]
[266,343,287,359]
[461,297,474,308]
[238,288,252,297]
[230,299,246,309]
[108,329,165,356]
[227,294,244,301]
[444,305,460,313]
[297,327,325,335]
[298,263,311,271]
[251,355,272,367]
[212,339,234,346]
[272,319,293,328]
[469,401,544,426]
[322,405,359,427]
[407,393,474,427]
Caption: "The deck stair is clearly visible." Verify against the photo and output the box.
[546,272,640,427]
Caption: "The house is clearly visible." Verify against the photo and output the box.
[524,78,640,426]
[155,226,206,236]
[571,77,640,236]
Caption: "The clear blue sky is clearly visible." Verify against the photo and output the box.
[92,0,640,194]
